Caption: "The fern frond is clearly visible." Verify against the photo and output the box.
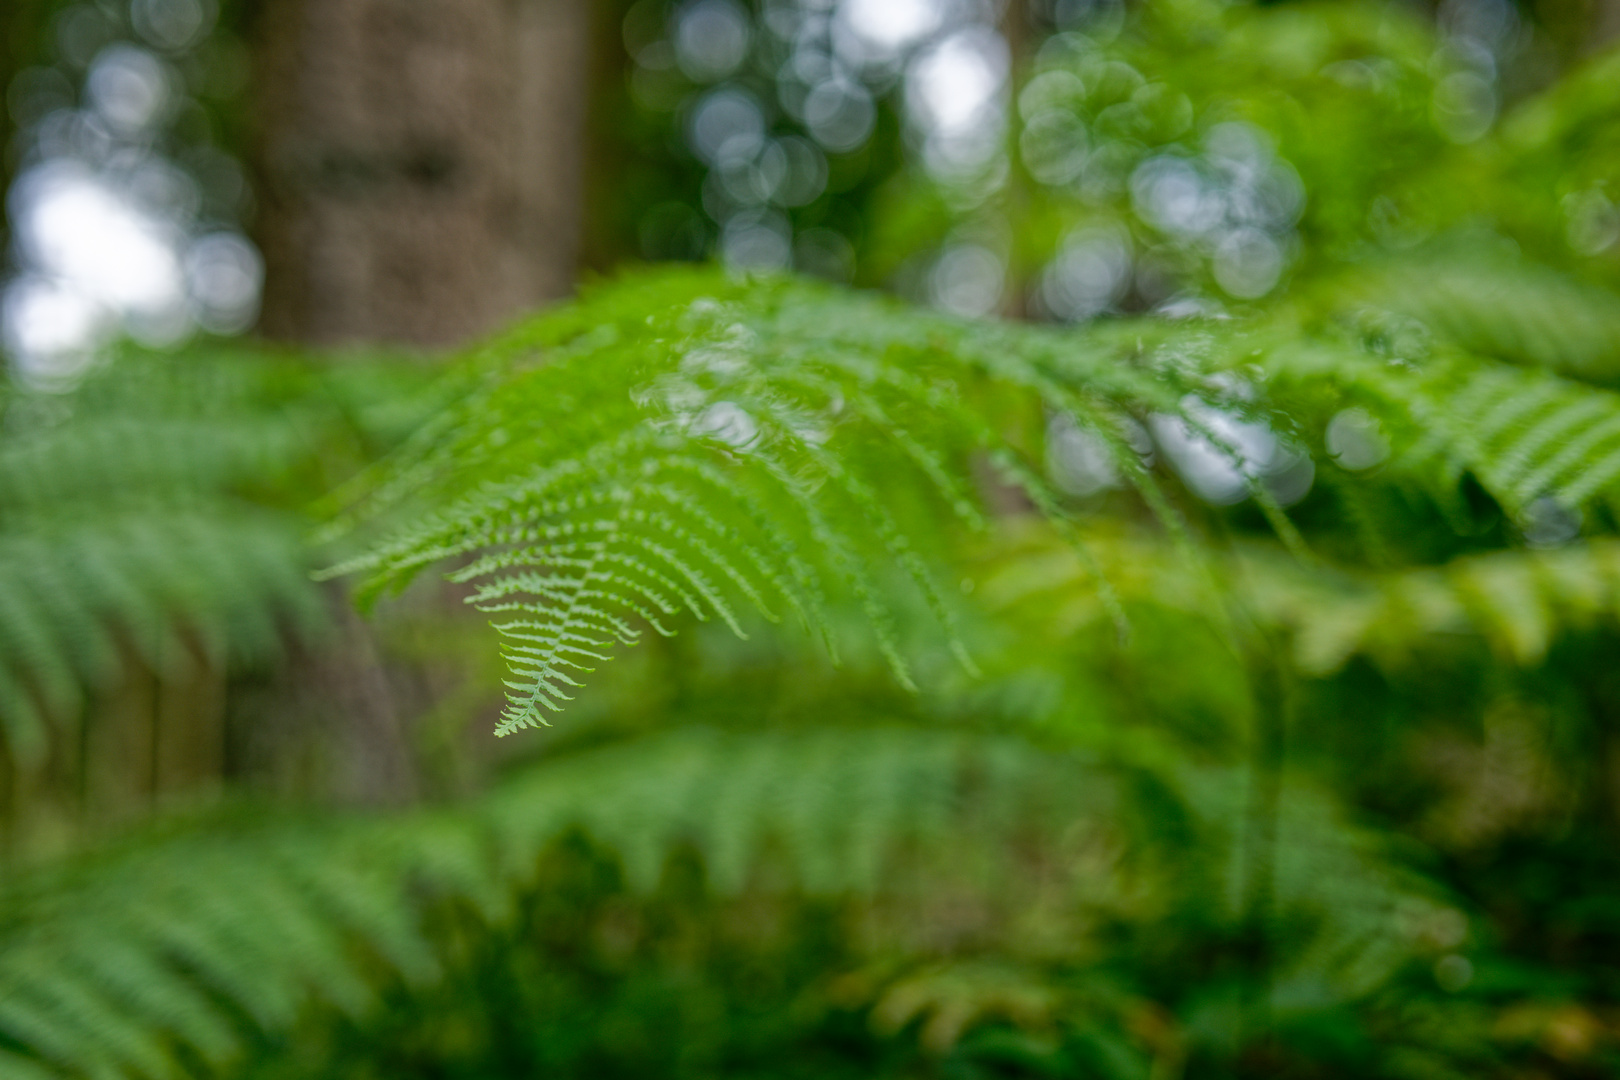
[0,344,437,761]
[475,727,1095,894]
[1320,254,1620,383]
[1255,539,1620,675]
[326,263,1620,729]
[328,270,1239,729]
[0,820,439,1080]
[0,511,322,758]
[0,724,1440,1077]
[0,727,1086,1078]
[1258,330,1620,516]
[986,524,1620,678]
[1179,768,1447,1002]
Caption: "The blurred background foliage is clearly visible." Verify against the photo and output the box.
[3,0,1620,1078]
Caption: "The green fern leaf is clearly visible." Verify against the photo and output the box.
[329,269,1225,730]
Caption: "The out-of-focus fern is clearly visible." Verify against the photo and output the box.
[475,726,1100,896]
[0,725,1433,1079]
[1256,319,1620,517]
[0,345,436,762]
[1256,540,1620,675]
[0,512,320,759]
[0,819,439,1080]
[1316,253,1620,383]
[0,728,1077,1077]
[986,526,1620,677]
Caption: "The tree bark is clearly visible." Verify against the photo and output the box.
[239,0,595,805]
[250,0,591,347]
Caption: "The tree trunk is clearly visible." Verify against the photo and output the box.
[239,0,595,804]
[250,0,591,347]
